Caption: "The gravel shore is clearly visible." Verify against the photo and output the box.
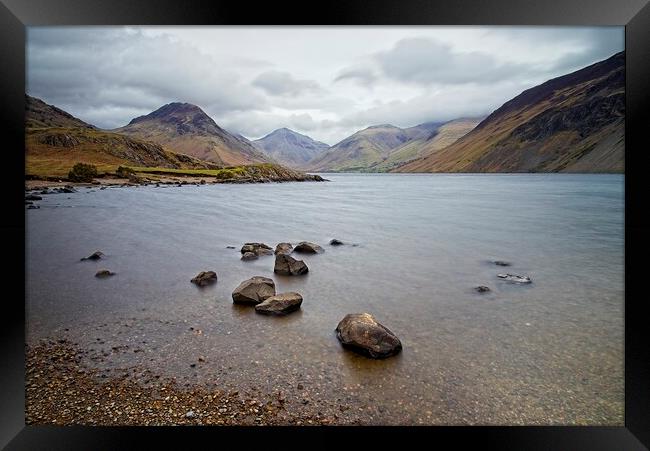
[26,339,365,426]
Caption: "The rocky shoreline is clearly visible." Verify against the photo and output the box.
[26,339,367,426]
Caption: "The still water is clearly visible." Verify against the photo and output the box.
[26,173,624,424]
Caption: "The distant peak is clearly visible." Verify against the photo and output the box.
[128,101,211,125]
[366,124,397,130]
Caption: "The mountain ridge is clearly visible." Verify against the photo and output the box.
[395,51,624,173]
[115,102,270,166]
[254,128,329,168]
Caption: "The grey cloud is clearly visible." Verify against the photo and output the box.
[334,66,378,86]
[252,71,322,97]
[27,27,269,128]
[375,38,531,85]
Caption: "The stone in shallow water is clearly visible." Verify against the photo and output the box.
[191,271,218,286]
[81,251,104,261]
[335,313,402,359]
[497,273,531,284]
[232,276,276,305]
[274,254,308,276]
[274,242,293,255]
[329,239,344,246]
[241,243,273,256]
[294,241,324,254]
[494,261,511,266]
[241,252,258,261]
[255,292,303,315]
[475,285,490,293]
[95,269,115,278]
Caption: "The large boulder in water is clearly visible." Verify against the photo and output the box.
[274,242,293,255]
[294,241,324,254]
[255,292,303,315]
[274,254,308,276]
[191,271,218,286]
[335,313,402,359]
[232,276,276,304]
[241,243,273,256]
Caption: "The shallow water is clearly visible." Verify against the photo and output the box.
[26,174,624,424]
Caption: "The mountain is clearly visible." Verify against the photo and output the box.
[25,95,220,177]
[253,128,329,168]
[395,51,625,173]
[114,102,270,166]
[306,121,472,172]
[370,118,482,172]
[26,95,95,129]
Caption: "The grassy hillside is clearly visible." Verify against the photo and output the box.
[395,52,624,173]
[26,126,220,178]
[115,102,270,166]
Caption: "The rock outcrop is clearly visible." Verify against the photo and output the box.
[274,254,309,276]
[191,271,218,286]
[232,276,276,305]
[254,292,303,315]
[241,243,273,256]
[274,242,293,255]
[335,313,402,359]
[294,241,324,254]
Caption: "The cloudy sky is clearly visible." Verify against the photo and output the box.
[27,26,623,145]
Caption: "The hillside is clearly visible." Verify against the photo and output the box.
[26,95,95,129]
[114,102,270,166]
[396,52,625,173]
[26,127,221,178]
[371,118,481,172]
[25,95,222,177]
[307,122,444,172]
[254,128,329,168]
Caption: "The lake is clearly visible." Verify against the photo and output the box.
[25,173,624,425]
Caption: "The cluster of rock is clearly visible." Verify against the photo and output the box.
[80,238,401,359]
[79,251,117,278]
[474,260,533,293]
[25,186,79,209]
[231,276,302,315]
[230,239,402,359]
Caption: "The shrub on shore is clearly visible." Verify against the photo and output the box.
[116,166,135,178]
[67,163,98,182]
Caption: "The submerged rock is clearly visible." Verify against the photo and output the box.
[191,271,218,286]
[255,292,303,315]
[475,285,491,293]
[329,239,344,246]
[81,251,104,261]
[25,194,42,201]
[95,269,115,278]
[226,246,236,249]
[494,261,511,267]
[274,242,293,255]
[497,273,531,284]
[241,252,258,261]
[335,313,402,359]
[274,254,308,276]
[294,241,324,254]
[241,242,273,256]
[27,205,40,209]
[232,276,276,305]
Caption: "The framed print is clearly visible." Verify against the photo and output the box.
[1,0,649,448]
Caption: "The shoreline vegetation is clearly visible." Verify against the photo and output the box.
[25,163,326,190]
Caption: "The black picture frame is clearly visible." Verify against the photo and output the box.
[2,0,649,448]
